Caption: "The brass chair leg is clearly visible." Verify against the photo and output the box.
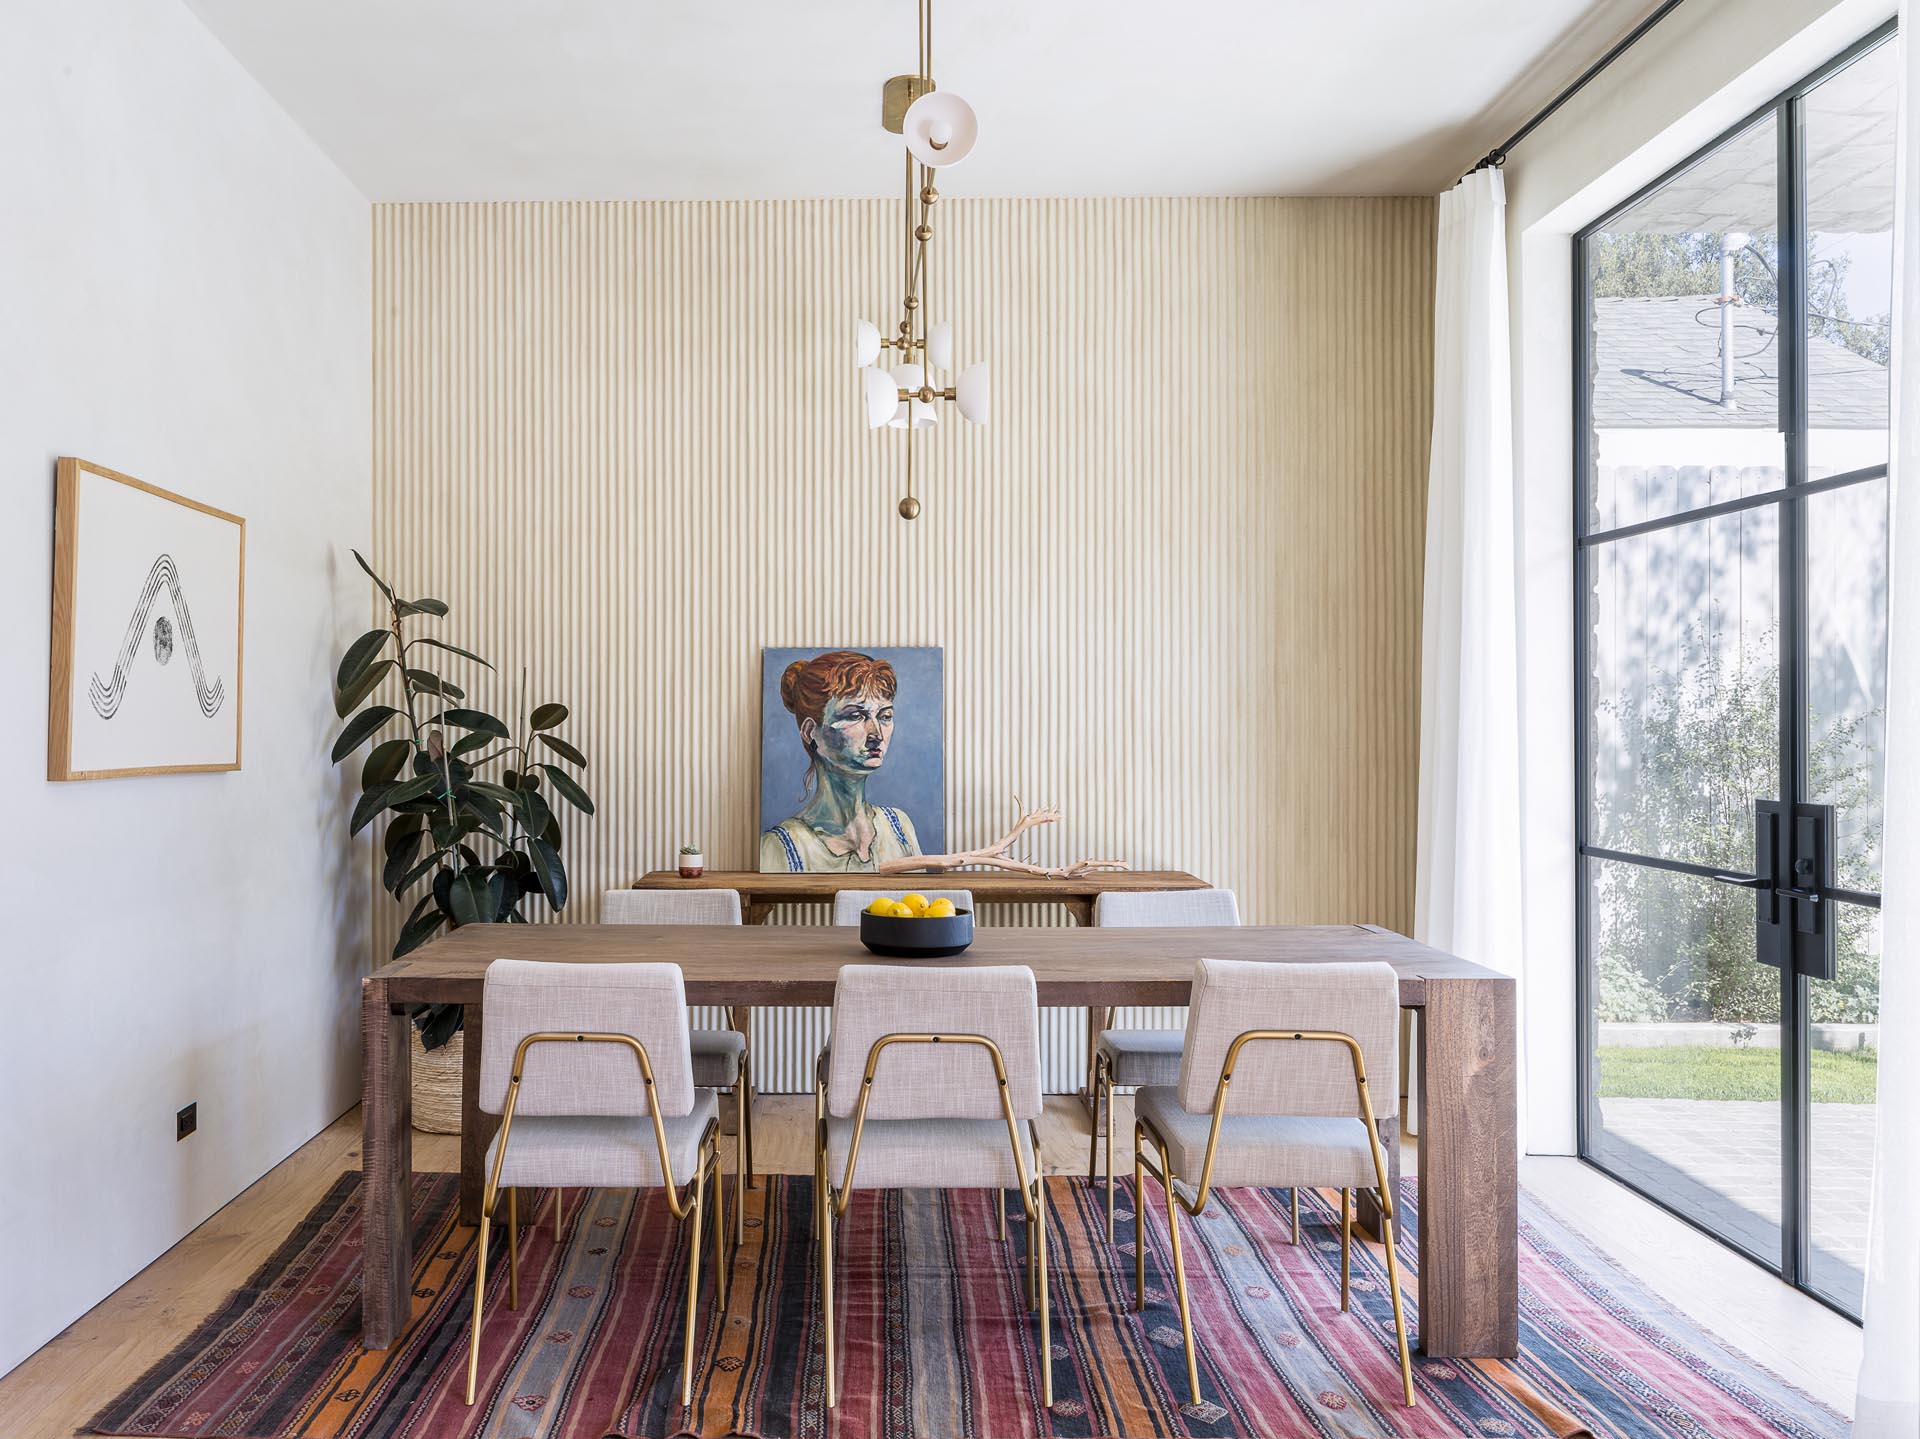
[744,1057,757,1190]
[1105,1067,1116,1242]
[507,1188,520,1311]
[464,1206,492,1405]
[1132,1121,1147,1311]
[997,1190,1007,1241]
[1085,1053,1102,1186]
[1379,1205,1416,1407]
[1026,1190,1038,1311]
[1291,1187,1300,1244]
[1339,1187,1351,1311]
[681,1145,708,1410]
[1163,1166,1201,1406]
[1035,1165,1053,1409]
[733,1015,756,1192]
[711,1145,727,1296]
[820,1162,838,1410]
[734,1068,749,1241]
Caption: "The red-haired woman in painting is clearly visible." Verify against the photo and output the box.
[759,650,924,872]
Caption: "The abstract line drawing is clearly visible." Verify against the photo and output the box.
[87,554,226,720]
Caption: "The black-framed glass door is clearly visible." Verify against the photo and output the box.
[1574,24,1895,1318]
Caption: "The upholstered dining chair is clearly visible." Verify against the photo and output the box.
[602,888,753,1238]
[829,888,975,925]
[1130,957,1414,1409]
[467,959,725,1408]
[814,964,1052,1410]
[1087,887,1240,1239]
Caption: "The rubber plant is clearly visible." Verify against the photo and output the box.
[330,551,595,1048]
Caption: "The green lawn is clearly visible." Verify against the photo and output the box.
[1597,1045,1877,1104]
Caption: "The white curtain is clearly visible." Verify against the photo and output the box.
[1853,22,1920,1439]
[1411,167,1524,1136]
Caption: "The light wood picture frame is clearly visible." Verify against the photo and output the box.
[49,458,246,780]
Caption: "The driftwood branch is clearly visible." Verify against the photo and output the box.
[877,796,1129,880]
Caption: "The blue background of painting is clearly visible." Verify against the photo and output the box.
[759,646,945,855]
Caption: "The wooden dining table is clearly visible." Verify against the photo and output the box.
[358,923,1517,1359]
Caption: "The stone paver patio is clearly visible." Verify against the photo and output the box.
[1594,1097,1873,1311]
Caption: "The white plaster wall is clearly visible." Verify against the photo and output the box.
[0,0,371,1374]
[1500,0,1896,1154]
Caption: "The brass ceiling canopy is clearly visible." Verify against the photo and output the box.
[852,0,989,520]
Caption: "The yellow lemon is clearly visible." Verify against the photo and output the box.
[925,898,956,918]
[867,896,897,916]
[901,892,930,914]
[889,901,916,919]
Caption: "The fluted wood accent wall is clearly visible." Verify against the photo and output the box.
[371,197,1435,1089]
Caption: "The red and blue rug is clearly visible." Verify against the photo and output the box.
[88,1173,1847,1438]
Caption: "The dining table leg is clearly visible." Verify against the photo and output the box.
[1413,975,1518,1358]
[361,976,412,1350]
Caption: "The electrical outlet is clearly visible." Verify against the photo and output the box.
[177,1102,197,1141]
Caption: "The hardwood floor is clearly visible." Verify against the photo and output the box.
[0,1100,1860,1435]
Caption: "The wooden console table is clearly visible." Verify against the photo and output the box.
[632,868,1209,926]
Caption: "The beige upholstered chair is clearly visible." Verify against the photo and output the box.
[467,960,725,1408]
[830,888,975,926]
[814,964,1052,1409]
[1087,888,1240,1238]
[1131,957,1414,1408]
[602,888,754,1235]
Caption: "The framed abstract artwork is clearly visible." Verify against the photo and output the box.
[758,646,944,872]
[48,458,246,780]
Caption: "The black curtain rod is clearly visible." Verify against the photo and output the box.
[1466,0,1687,178]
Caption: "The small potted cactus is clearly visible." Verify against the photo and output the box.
[678,843,705,879]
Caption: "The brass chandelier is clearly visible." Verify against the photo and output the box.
[853,0,988,520]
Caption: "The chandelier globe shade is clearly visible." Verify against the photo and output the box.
[955,362,991,425]
[860,365,898,428]
[903,91,978,168]
[888,363,938,429]
[854,318,883,368]
[927,320,954,371]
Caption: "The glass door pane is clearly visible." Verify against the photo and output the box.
[1803,39,1896,478]
[1587,506,1780,868]
[1587,857,1784,1267]
[1584,112,1782,532]
[1807,904,1879,1312]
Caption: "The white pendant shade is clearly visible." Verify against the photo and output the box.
[954,362,990,424]
[888,364,938,429]
[904,91,978,168]
[927,320,953,371]
[854,317,882,368]
[860,365,897,428]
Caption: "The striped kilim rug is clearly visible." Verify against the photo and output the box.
[88,1172,1847,1439]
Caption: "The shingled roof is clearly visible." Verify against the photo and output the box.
[1592,294,1887,429]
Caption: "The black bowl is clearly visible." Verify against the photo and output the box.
[858,907,976,958]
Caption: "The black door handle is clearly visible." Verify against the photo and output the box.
[1773,886,1824,904]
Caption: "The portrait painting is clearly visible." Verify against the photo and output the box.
[758,646,945,872]
[48,458,245,781]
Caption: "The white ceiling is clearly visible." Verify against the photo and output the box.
[184,0,1655,201]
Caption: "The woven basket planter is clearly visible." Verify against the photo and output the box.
[409,1028,465,1134]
